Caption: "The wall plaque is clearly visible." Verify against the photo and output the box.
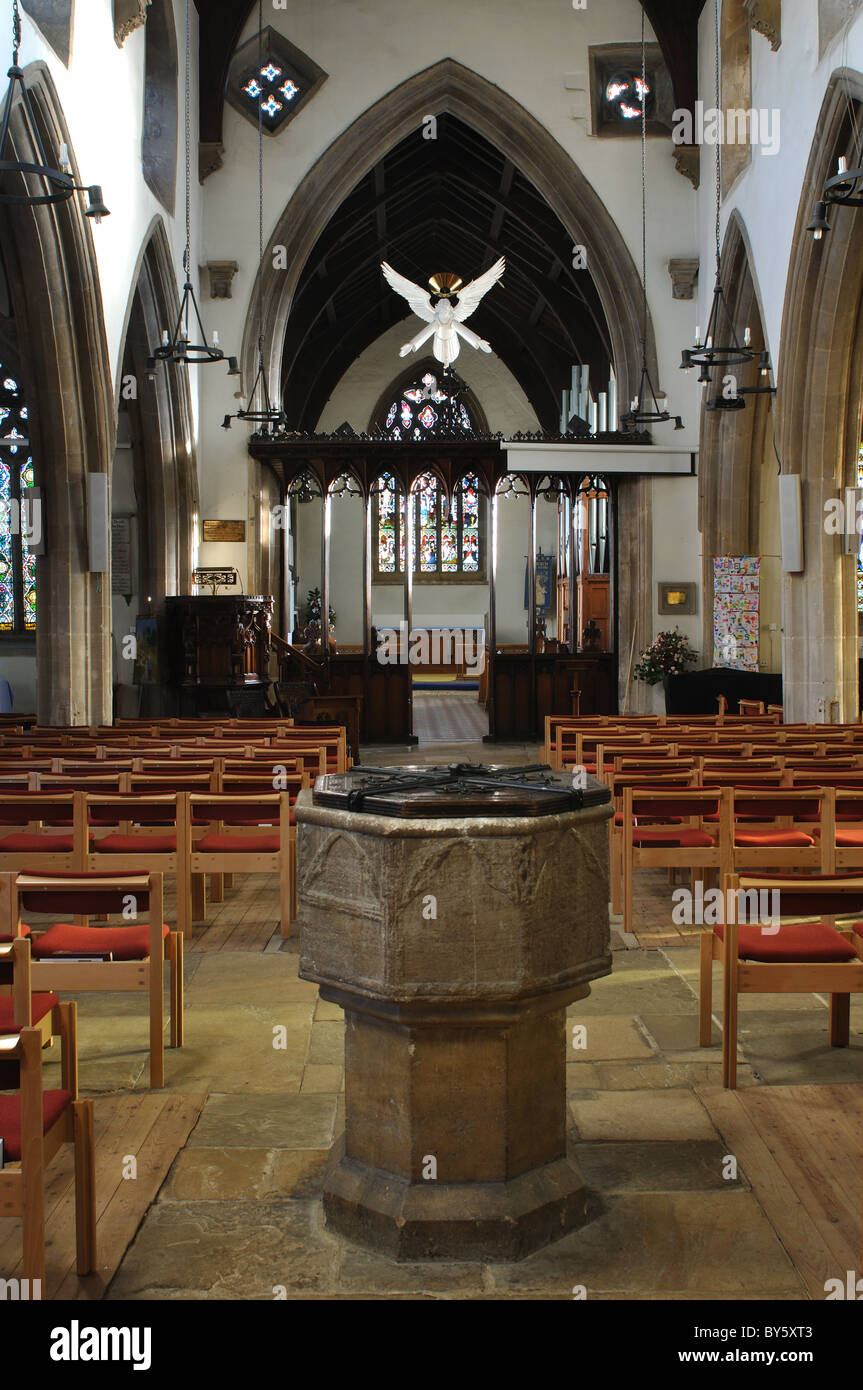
[202,519,245,542]
[111,516,133,594]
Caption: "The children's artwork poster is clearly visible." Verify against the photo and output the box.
[713,556,760,671]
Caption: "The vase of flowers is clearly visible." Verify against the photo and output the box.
[632,628,697,685]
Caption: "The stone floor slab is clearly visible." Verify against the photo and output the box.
[570,1088,717,1142]
[189,1093,338,1149]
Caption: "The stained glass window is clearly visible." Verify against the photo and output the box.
[379,371,474,441]
[374,471,484,580]
[227,27,327,136]
[0,363,36,633]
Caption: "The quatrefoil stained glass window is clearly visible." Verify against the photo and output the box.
[227,27,327,135]
[381,372,473,441]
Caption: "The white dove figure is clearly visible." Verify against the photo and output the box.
[381,257,505,367]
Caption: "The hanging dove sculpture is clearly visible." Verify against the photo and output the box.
[381,257,505,367]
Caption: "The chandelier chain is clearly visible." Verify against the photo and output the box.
[639,4,647,366]
[183,0,191,282]
[714,0,722,274]
[257,0,264,363]
[12,0,20,65]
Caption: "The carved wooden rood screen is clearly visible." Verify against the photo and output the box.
[249,433,618,741]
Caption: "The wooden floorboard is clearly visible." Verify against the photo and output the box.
[698,1084,863,1298]
[0,1092,204,1300]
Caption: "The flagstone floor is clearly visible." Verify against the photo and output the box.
[12,739,861,1301]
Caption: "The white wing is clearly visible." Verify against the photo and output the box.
[453,256,505,322]
[381,263,436,323]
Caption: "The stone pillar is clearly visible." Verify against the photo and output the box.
[295,792,613,1260]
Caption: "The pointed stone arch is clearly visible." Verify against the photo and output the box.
[244,59,655,414]
[775,68,863,720]
[115,218,199,607]
[697,209,775,666]
[0,62,114,723]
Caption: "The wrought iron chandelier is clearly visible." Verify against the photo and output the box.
[807,154,863,240]
[622,7,683,433]
[223,0,285,431]
[149,0,235,372]
[679,0,772,410]
[0,0,108,217]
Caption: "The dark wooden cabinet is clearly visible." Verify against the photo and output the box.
[489,651,616,740]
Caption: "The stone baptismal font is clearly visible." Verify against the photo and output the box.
[294,763,613,1260]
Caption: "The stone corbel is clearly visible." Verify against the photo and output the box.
[205,261,240,300]
[672,145,699,190]
[668,258,699,301]
[743,0,781,50]
[113,0,151,47]
[199,142,225,183]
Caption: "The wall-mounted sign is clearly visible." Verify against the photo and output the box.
[202,519,245,543]
[111,516,133,595]
[657,581,697,616]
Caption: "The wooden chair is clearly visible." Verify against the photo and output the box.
[0,934,94,1281]
[738,698,766,716]
[84,791,192,939]
[0,791,86,871]
[699,871,863,1087]
[188,792,293,936]
[2,869,182,1088]
[621,786,731,935]
[722,787,832,874]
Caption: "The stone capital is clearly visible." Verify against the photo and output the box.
[668,258,699,301]
[113,0,151,47]
[743,0,781,50]
[205,261,240,300]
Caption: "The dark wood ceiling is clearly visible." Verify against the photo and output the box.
[281,114,612,431]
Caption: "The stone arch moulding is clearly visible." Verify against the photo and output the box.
[115,217,199,602]
[244,60,655,414]
[776,68,863,722]
[142,0,178,214]
[244,58,657,712]
[697,209,774,664]
[0,61,114,723]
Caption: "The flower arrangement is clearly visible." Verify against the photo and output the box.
[632,628,697,685]
[303,588,336,629]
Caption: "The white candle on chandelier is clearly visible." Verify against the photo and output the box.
[59,143,70,172]
[212,331,220,347]
[743,326,751,347]
[706,335,712,350]
[161,330,169,346]
[694,326,701,346]
[838,155,848,174]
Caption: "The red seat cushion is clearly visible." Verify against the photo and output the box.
[714,921,858,962]
[93,833,177,853]
[0,833,75,852]
[0,1090,72,1160]
[835,828,863,847]
[30,921,169,961]
[0,991,59,1033]
[0,924,30,942]
[733,829,814,847]
[631,827,715,848]
[195,833,280,853]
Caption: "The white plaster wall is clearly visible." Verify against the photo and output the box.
[650,474,702,654]
[317,321,541,434]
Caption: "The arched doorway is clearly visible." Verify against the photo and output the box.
[0,62,114,724]
[776,69,863,721]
